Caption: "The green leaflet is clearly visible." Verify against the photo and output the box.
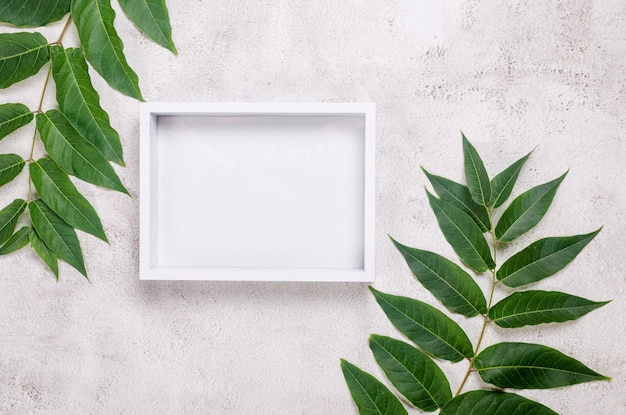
[50,46,124,166]
[369,335,452,411]
[422,167,490,232]
[391,237,487,317]
[30,230,59,280]
[440,390,558,415]
[72,0,144,100]
[0,198,26,246]
[0,32,49,88]
[36,110,128,194]
[474,342,610,389]
[0,0,70,27]
[340,359,408,415]
[30,159,107,242]
[370,287,474,362]
[119,0,177,54]
[427,191,494,273]
[495,172,567,243]
[489,290,609,328]
[0,153,25,187]
[462,133,491,206]
[0,103,33,140]
[28,199,87,278]
[489,151,531,208]
[0,226,31,255]
[498,229,601,287]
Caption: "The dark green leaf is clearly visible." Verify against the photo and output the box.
[391,237,487,317]
[28,199,87,278]
[370,287,474,362]
[0,153,25,187]
[369,335,452,411]
[0,32,49,88]
[118,0,177,54]
[36,111,129,194]
[0,103,33,140]
[489,151,531,208]
[340,359,408,415]
[50,46,124,165]
[422,167,490,232]
[0,199,26,246]
[72,0,144,100]
[489,290,609,328]
[495,172,567,243]
[0,226,31,255]
[30,230,59,280]
[30,159,107,242]
[475,342,610,389]
[498,229,601,287]
[427,191,495,272]
[0,0,70,27]
[462,133,491,206]
[440,390,558,415]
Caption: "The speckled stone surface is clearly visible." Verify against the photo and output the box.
[0,1,624,413]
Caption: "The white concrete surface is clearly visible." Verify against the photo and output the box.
[0,0,624,413]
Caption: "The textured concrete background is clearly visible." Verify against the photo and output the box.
[0,0,624,413]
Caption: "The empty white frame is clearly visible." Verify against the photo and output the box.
[139,103,375,281]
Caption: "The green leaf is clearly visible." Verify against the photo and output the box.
[30,230,59,280]
[495,172,567,242]
[28,199,87,278]
[36,111,129,194]
[462,133,491,206]
[30,159,107,242]
[427,191,495,272]
[390,237,487,317]
[0,32,49,89]
[489,290,609,328]
[118,0,177,54]
[369,335,452,411]
[489,151,531,208]
[440,390,558,415]
[0,199,26,246]
[50,46,124,166]
[370,287,474,362]
[0,103,33,140]
[72,0,144,100]
[0,153,25,187]
[422,168,490,232]
[0,226,31,255]
[0,0,70,27]
[474,342,610,389]
[340,359,408,415]
[498,229,601,287]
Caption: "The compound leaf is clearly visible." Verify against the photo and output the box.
[72,0,144,100]
[0,226,31,255]
[50,45,124,166]
[30,159,107,242]
[462,133,491,206]
[118,0,177,54]
[0,153,25,187]
[495,172,567,243]
[340,359,408,415]
[0,0,70,27]
[489,151,531,208]
[29,199,87,278]
[369,335,452,411]
[427,191,495,272]
[0,198,26,246]
[489,290,609,328]
[440,390,558,415]
[0,103,33,140]
[0,32,49,88]
[370,287,474,362]
[474,342,610,389]
[30,230,59,280]
[391,237,487,317]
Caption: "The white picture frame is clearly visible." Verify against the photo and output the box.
[139,102,375,281]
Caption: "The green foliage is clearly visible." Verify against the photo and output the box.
[0,1,176,279]
[341,135,610,414]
